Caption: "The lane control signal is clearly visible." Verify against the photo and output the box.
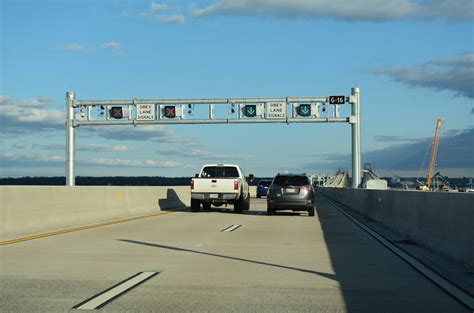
[243,105,257,117]
[297,104,311,117]
[164,106,176,118]
[109,107,123,119]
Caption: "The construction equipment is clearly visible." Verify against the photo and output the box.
[426,117,444,190]
[433,172,457,191]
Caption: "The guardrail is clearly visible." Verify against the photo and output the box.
[318,187,474,270]
[0,186,258,242]
[0,186,190,241]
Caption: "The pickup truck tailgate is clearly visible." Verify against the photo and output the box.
[192,178,237,193]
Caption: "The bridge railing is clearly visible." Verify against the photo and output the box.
[318,187,474,270]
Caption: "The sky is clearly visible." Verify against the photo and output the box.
[1,0,473,178]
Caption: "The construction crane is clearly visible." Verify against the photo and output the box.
[426,117,444,190]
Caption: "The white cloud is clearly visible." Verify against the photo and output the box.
[373,53,474,99]
[34,143,137,153]
[90,125,195,144]
[0,151,180,169]
[79,144,136,153]
[158,146,255,161]
[151,3,168,12]
[85,158,179,167]
[0,95,65,134]
[100,42,128,57]
[101,42,121,50]
[139,3,185,24]
[0,151,64,163]
[191,0,473,22]
[159,14,185,24]
[57,43,86,52]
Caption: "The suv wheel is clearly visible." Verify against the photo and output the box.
[308,206,315,217]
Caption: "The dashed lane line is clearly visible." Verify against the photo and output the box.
[221,224,242,232]
[72,271,158,310]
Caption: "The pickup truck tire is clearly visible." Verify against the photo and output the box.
[243,194,250,211]
[191,199,200,212]
[234,195,244,214]
[203,202,211,210]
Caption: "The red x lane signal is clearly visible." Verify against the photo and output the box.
[164,106,176,118]
[109,107,123,119]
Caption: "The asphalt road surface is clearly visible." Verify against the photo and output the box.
[0,193,467,312]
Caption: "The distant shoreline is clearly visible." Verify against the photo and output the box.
[0,176,472,188]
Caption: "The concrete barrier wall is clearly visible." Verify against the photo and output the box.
[319,187,474,269]
[0,186,190,241]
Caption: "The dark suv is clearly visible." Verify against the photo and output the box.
[267,174,315,216]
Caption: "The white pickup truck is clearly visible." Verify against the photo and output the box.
[190,164,253,213]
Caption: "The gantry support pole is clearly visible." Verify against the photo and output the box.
[351,87,361,188]
[66,91,76,186]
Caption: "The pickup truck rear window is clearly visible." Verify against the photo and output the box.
[201,166,239,178]
[273,176,310,186]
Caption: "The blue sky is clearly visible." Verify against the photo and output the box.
[1,0,473,178]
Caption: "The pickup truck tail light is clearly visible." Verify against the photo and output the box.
[191,180,194,190]
[234,179,239,190]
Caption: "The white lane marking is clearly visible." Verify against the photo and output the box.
[74,271,158,310]
[326,198,474,310]
[221,225,234,232]
[222,224,241,232]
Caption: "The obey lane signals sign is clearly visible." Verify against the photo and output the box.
[136,104,156,120]
[266,102,287,119]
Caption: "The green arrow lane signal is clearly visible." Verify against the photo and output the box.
[244,105,257,117]
[298,104,311,117]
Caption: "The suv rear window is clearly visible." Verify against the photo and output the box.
[201,166,239,178]
[273,176,310,186]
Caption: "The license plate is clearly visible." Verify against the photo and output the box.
[285,188,296,193]
[210,193,219,198]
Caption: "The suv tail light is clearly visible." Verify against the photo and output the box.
[300,185,313,190]
[191,180,194,190]
[234,179,239,190]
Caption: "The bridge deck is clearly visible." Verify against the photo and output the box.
[0,195,465,312]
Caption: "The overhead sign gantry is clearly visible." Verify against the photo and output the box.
[65,88,361,187]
